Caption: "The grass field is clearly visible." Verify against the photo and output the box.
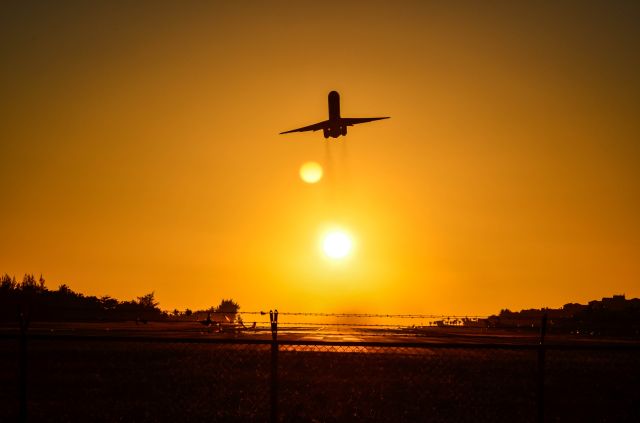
[0,331,638,422]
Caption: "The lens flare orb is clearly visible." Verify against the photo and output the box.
[299,161,323,184]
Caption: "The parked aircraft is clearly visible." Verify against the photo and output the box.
[219,315,257,334]
[198,312,256,334]
[199,312,213,327]
[280,91,389,139]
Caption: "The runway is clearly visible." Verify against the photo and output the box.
[2,321,632,346]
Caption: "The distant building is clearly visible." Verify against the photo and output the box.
[562,302,588,317]
[468,294,640,334]
[589,294,629,312]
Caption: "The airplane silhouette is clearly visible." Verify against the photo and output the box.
[199,312,213,327]
[280,91,389,139]
[198,312,257,334]
[219,315,257,334]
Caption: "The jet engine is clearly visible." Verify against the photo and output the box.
[341,126,347,136]
[323,128,330,138]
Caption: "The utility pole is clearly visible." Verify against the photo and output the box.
[537,312,548,423]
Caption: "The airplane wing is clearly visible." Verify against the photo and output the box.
[280,120,329,134]
[340,117,389,126]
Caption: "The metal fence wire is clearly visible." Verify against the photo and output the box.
[1,336,639,423]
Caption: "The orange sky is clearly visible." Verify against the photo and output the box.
[1,1,639,315]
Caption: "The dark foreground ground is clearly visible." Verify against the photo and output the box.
[1,328,639,422]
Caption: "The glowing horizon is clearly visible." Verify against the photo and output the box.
[1,2,639,315]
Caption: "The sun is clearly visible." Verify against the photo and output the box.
[322,230,353,259]
[299,161,323,184]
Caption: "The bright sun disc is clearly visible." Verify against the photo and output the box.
[322,230,353,259]
[300,161,323,184]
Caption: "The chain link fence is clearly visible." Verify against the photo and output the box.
[278,344,538,422]
[1,335,639,422]
[0,338,271,422]
[543,346,640,422]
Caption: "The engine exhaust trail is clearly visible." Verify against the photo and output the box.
[324,140,335,202]
[340,139,350,191]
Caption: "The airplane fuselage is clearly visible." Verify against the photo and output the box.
[325,90,347,138]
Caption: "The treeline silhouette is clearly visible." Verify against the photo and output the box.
[477,295,640,337]
[1,274,163,322]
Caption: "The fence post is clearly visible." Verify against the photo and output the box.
[537,312,548,423]
[270,309,279,423]
[18,307,29,423]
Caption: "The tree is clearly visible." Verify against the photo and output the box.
[137,292,159,309]
[38,274,46,290]
[21,274,37,291]
[215,299,240,322]
[100,295,118,310]
[0,274,16,291]
[216,299,240,314]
